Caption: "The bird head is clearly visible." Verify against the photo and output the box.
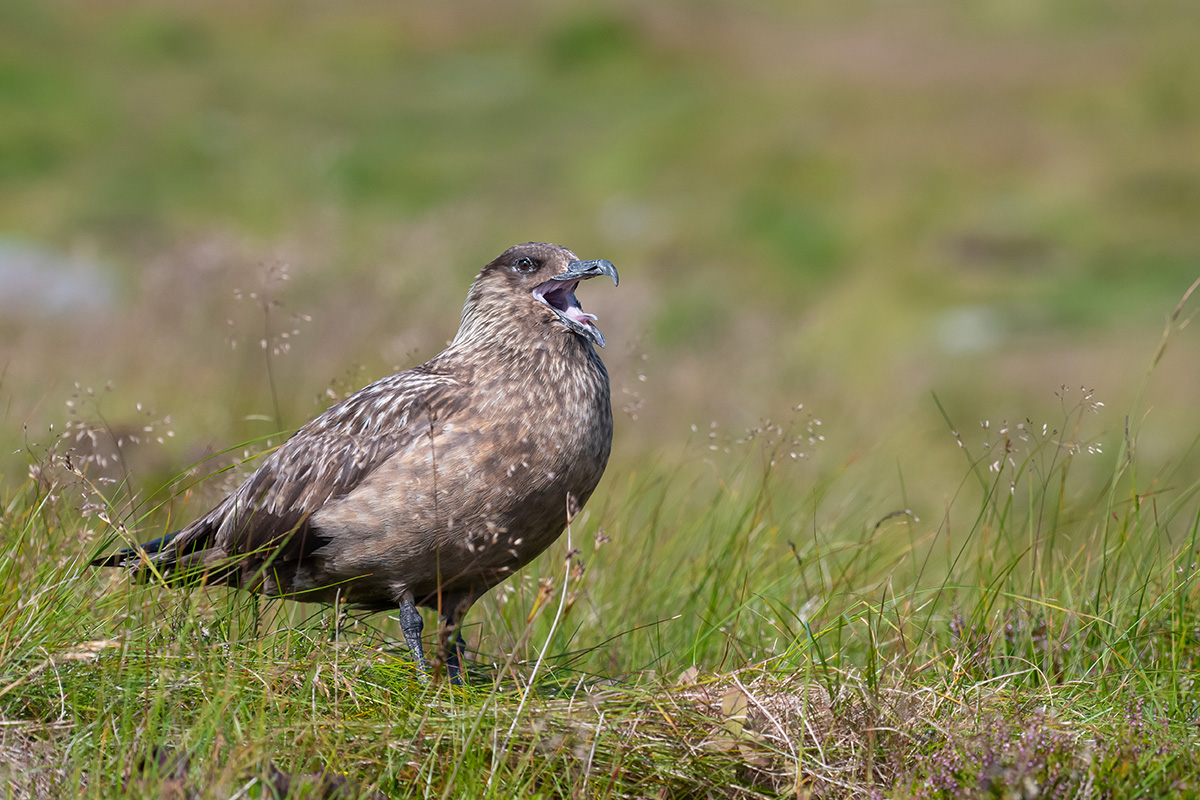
[459,243,619,350]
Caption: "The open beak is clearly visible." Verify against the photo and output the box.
[533,259,619,348]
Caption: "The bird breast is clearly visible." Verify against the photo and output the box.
[308,338,611,594]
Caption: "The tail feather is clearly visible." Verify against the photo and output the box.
[89,531,181,569]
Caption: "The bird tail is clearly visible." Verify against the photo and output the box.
[89,527,247,589]
[89,531,181,570]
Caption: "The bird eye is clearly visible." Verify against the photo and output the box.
[514,256,537,273]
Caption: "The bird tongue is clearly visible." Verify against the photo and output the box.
[540,280,600,332]
[533,276,608,347]
[560,285,599,328]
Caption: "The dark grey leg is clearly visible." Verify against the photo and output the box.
[442,620,468,684]
[438,594,473,685]
[397,595,428,672]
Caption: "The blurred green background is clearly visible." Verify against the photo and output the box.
[3,0,1199,520]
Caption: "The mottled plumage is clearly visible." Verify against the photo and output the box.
[91,242,618,680]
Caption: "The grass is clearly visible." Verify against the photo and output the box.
[4,1,1200,796]
[2,286,1198,798]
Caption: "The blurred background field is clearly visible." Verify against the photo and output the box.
[4,1,1200,795]
[4,0,1200,622]
[4,0,1200,489]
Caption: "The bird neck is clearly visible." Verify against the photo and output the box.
[450,299,521,352]
[450,290,591,365]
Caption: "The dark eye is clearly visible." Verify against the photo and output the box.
[514,256,537,273]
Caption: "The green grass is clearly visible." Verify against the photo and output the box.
[2,295,1199,798]
[4,1,1200,796]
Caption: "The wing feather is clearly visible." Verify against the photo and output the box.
[165,365,468,569]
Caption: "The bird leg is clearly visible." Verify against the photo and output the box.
[436,594,473,685]
[398,590,470,683]
[441,623,468,685]
[397,594,428,673]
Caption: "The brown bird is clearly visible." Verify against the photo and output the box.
[91,242,618,681]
